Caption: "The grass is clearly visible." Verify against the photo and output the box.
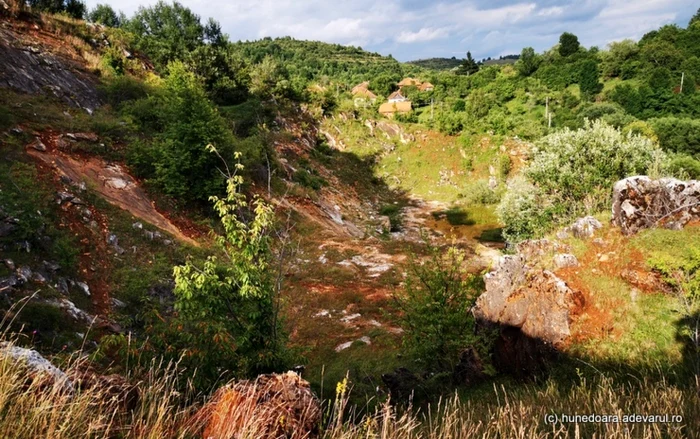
[570,271,684,367]
[329,117,507,204]
[0,340,200,439]
[0,333,698,438]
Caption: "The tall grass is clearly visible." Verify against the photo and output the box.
[0,336,697,438]
[0,343,201,439]
[326,375,699,439]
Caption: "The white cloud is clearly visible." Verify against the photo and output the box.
[82,0,699,61]
[538,6,564,16]
[396,27,449,43]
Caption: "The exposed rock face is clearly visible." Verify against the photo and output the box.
[199,371,321,439]
[0,343,73,392]
[553,253,579,269]
[0,27,100,112]
[475,243,580,345]
[567,216,603,239]
[612,176,700,235]
[366,120,415,144]
[493,326,556,378]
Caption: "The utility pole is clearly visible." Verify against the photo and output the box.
[680,72,685,94]
[548,112,552,129]
[545,96,549,120]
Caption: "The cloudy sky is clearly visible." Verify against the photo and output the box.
[87,0,698,61]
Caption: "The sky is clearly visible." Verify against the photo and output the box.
[86,0,699,61]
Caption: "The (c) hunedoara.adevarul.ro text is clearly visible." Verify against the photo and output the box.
[543,413,683,424]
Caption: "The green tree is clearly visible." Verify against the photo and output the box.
[125,1,206,70]
[577,59,603,100]
[689,8,700,27]
[395,244,487,373]
[28,0,84,18]
[249,56,291,102]
[558,32,581,57]
[63,0,85,18]
[370,72,400,97]
[648,67,673,92]
[601,39,639,78]
[87,3,120,27]
[650,117,700,155]
[640,40,682,69]
[516,47,541,77]
[173,158,290,388]
[203,17,226,46]
[125,61,241,203]
[457,51,479,76]
[187,44,248,105]
[609,83,642,115]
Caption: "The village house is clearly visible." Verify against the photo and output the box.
[378,101,412,118]
[351,81,370,94]
[418,82,434,92]
[397,77,421,88]
[387,90,407,103]
[398,77,434,92]
[351,81,377,107]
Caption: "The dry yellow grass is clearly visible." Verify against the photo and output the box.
[0,342,697,439]
[0,344,202,439]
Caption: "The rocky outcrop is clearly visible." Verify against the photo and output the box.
[0,343,74,392]
[0,27,100,112]
[475,240,581,346]
[612,176,700,235]
[365,120,415,144]
[567,216,603,239]
[198,371,321,439]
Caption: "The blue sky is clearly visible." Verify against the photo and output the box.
[87,0,699,61]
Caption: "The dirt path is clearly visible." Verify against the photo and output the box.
[28,149,199,247]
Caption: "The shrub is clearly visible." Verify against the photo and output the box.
[579,103,635,128]
[526,120,666,214]
[461,180,501,206]
[0,103,13,131]
[395,244,490,373]
[172,164,292,390]
[100,75,151,108]
[668,154,700,179]
[650,117,700,156]
[379,204,402,232]
[622,120,658,143]
[496,176,554,242]
[292,169,325,190]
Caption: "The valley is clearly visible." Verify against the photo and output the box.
[0,3,699,438]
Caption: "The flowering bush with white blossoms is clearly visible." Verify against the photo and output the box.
[498,120,667,242]
[496,175,556,242]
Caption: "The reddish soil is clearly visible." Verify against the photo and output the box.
[32,159,113,318]
[556,227,671,345]
[27,145,199,246]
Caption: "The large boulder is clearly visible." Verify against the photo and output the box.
[612,176,700,235]
[475,252,579,345]
[0,343,73,393]
[198,371,321,439]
